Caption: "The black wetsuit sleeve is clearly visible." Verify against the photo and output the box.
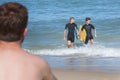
[91,24,95,29]
[81,25,85,31]
[65,24,68,30]
[75,23,78,30]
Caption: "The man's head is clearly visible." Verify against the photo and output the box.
[70,17,75,24]
[0,2,28,42]
[86,17,91,24]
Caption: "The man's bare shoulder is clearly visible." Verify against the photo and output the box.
[26,52,57,80]
[25,51,49,68]
[27,52,44,61]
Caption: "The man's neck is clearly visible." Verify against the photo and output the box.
[0,41,22,50]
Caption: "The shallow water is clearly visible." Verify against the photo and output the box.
[42,55,120,73]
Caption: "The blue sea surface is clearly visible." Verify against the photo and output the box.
[1,0,120,72]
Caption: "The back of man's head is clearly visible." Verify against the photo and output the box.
[0,2,28,42]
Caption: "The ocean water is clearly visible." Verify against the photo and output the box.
[1,0,120,72]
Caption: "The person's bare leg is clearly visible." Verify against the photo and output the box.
[90,39,94,45]
[68,41,71,47]
[71,42,74,47]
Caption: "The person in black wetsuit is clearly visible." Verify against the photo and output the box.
[64,17,78,47]
[81,17,97,44]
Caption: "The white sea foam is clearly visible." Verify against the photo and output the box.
[26,44,120,57]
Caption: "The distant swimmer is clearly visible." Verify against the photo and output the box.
[64,17,79,47]
[80,17,97,44]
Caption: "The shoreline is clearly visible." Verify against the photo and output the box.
[52,69,120,80]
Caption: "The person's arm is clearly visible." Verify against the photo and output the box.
[94,28,97,38]
[91,24,97,38]
[75,24,79,35]
[64,24,67,41]
[64,29,66,41]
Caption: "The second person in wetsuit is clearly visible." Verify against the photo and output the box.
[64,17,79,47]
[81,17,97,44]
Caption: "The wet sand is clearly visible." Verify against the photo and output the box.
[52,69,120,80]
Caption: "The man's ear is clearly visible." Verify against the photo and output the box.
[23,28,28,37]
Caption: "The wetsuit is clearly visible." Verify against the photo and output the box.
[65,23,78,42]
[81,24,95,44]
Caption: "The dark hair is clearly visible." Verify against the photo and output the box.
[86,17,91,21]
[0,2,28,42]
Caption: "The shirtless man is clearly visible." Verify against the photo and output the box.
[0,2,56,80]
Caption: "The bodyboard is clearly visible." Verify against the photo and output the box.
[79,25,86,43]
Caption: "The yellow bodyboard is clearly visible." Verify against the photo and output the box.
[79,25,86,43]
